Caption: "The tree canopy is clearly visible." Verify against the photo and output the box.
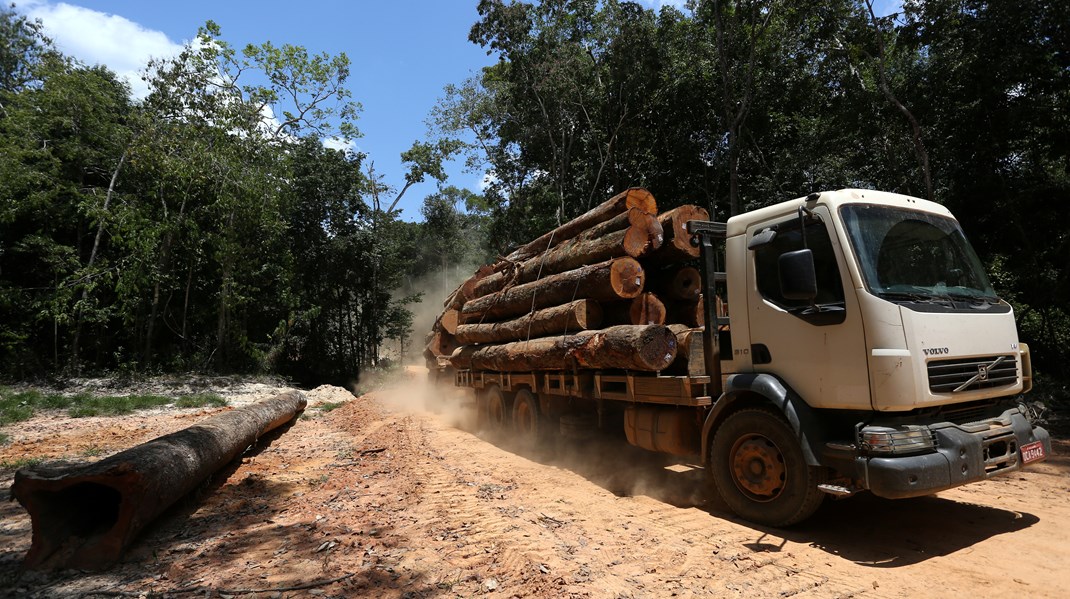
[1,1,1067,384]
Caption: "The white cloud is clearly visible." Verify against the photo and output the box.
[636,0,690,10]
[323,137,357,154]
[20,1,183,99]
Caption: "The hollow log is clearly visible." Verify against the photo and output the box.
[650,205,710,263]
[505,188,656,262]
[460,258,644,324]
[604,292,667,325]
[10,391,308,571]
[452,324,677,372]
[469,210,662,299]
[653,265,702,301]
[454,299,603,345]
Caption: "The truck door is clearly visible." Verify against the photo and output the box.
[745,207,870,410]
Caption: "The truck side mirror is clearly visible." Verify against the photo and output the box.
[779,249,818,301]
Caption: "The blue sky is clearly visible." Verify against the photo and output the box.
[15,0,900,221]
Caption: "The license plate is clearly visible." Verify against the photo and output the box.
[1020,441,1047,465]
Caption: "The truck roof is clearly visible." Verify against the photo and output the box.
[724,188,953,237]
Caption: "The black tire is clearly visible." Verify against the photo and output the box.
[709,408,825,526]
[484,385,509,432]
[512,388,540,445]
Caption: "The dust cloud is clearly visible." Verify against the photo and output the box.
[373,364,711,511]
[377,266,711,511]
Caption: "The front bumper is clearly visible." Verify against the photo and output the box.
[858,408,1051,499]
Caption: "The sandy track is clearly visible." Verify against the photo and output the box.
[0,379,1067,597]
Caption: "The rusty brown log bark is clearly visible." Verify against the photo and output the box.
[10,391,307,571]
[450,324,677,372]
[460,258,644,324]
[649,205,710,263]
[454,300,603,345]
[505,188,656,263]
[469,209,663,299]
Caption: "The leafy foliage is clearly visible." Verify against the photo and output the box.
[432,0,1069,374]
[0,11,476,384]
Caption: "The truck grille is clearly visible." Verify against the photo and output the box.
[928,354,1017,394]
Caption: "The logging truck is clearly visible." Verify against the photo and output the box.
[427,188,1051,526]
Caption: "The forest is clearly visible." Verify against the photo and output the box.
[1,0,1067,390]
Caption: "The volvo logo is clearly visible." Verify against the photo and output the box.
[954,356,1007,392]
[923,347,949,356]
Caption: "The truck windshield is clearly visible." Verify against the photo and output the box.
[840,204,997,302]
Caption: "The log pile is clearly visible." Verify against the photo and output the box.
[427,188,718,374]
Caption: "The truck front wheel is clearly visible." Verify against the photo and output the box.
[709,408,825,526]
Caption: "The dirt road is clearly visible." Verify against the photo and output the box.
[1,376,1067,598]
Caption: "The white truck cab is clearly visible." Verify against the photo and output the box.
[702,189,1050,521]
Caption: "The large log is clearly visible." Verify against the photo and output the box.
[653,265,702,301]
[604,292,667,325]
[451,324,678,372]
[460,258,645,324]
[470,208,662,299]
[426,329,459,358]
[505,188,656,262]
[649,205,710,263]
[10,391,307,571]
[454,299,603,345]
[440,309,461,335]
[667,295,706,328]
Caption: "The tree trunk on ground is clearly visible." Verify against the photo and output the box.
[649,205,709,263]
[469,208,663,299]
[454,299,602,345]
[450,324,677,372]
[460,258,644,324]
[11,391,307,571]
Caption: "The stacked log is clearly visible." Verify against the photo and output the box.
[426,188,722,374]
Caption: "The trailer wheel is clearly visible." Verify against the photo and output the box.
[709,408,824,526]
[485,385,509,432]
[512,388,540,445]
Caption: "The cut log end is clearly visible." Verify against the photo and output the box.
[609,258,645,299]
[629,293,667,325]
[440,309,460,335]
[622,187,657,215]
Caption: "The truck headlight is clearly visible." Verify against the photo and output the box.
[859,425,935,455]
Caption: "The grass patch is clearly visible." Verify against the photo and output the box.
[0,431,9,445]
[1,387,229,422]
[67,393,173,418]
[317,401,347,412]
[0,456,42,470]
[175,393,227,408]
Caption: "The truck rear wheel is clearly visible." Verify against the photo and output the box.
[484,385,509,432]
[709,408,824,526]
[512,388,540,445]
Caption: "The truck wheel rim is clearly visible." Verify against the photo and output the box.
[729,434,786,501]
[516,401,535,435]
